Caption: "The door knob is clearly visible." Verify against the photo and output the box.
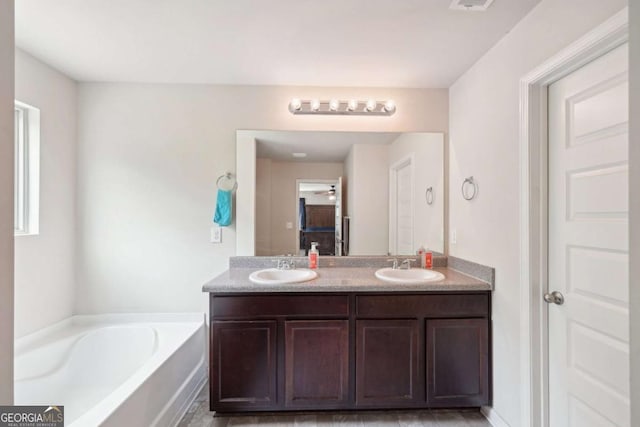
[544,291,564,305]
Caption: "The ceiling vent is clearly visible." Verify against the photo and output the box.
[449,0,494,12]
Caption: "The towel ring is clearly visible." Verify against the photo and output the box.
[216,172,238,192]
[462,176,477,201]
[425,187,434,205]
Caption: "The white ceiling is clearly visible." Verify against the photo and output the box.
[255,130,399,162]
[15,0,541,87]
[299,183,335,192]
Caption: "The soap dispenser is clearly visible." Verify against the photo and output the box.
[417,245,426,268]
[309,242,319,269]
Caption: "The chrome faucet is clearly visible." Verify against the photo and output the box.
[276,258,296,270]
[387,258,399,269]
[399,259,415,270]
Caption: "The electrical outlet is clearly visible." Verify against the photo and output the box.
[451,229,457,244]
[211,226,222,243]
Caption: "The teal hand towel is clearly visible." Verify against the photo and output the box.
[214,189,232,226]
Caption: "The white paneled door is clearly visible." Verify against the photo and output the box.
[548,43,629,427]
[390,157,414,255]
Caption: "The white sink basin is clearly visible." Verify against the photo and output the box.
[249,268,318,285]
[375,267,445,284]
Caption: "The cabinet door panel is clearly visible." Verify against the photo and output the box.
[285,320,349,408]
[210,320,277,411]
[426,318,490,407]
[356,319,420,407]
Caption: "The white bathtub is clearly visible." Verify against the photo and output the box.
[14,313,207,427]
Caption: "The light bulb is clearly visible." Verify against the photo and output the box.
[329,99,340,111]
[310,99,321,111]
[347,99,358,111]
[289,98,302,111]
[365,99,377,112]
[383,100,396,113]
[329,194,336,201]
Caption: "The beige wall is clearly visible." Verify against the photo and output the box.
[14,49,77,337]
[630,1,639,424]
[449,0,627,425]
[77,84,448,313]
[0,0,14,404]
[256,160,343,256]
[345,144,389,255]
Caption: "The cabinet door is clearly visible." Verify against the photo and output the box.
[284,320,349,408]
[210,320,277,411]
[426,318,490,407]
[356,319,420,407]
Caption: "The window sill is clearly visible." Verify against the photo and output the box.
[14,231,39,237]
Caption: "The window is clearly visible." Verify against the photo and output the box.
[14,101,40,235]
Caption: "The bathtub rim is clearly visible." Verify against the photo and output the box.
[15,312,205,355]
[14,313,207,427]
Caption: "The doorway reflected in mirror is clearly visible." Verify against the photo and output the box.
[242,130,445,256]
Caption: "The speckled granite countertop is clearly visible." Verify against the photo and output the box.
[202,266,492,293]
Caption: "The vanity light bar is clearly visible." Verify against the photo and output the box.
[288,99,396,116]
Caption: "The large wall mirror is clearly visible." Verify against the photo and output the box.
[236,130,445,257]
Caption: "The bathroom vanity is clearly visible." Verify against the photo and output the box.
[203,258,493,414]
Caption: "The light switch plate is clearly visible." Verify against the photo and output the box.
[211,226,222,243]
[285,222,293,229]
[451,229,457,244]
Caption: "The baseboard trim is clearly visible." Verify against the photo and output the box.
[481,406,510,427]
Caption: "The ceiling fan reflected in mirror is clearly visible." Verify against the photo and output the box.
[315,185,337,201]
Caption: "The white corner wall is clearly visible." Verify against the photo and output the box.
[76,84,448,314]
[0,0,14,405]
[630,1,639,424]
[448,0,627,425]
[345,144,390,255]
[14,49,77,338]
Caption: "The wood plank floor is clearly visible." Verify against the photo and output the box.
[178,385,492,427]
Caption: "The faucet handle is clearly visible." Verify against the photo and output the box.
[386,258,399,269]
[401,259,415,269]
[275,257,295,270]
[275,259,289,269]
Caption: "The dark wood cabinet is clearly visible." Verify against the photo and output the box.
[426,318,490,407]
[356,319,420,407]
[284,320,349,408]
[209,291,491,413]
[210,320,277,411]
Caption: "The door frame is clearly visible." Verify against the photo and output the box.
[518,8,628,427]
[388,154,415,255]
[295,178,338,254]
